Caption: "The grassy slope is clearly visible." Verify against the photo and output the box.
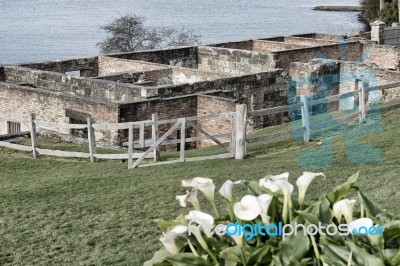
[0,105,400,265]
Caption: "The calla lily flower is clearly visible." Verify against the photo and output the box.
[275,180,294,223]
[296,172,326,207]
[333,199,357,223]
[176,189,200,210]
[182,177,215,202]
[233,195,262,221]
[219,180,243,202]
[348,218,373,234]
[259,179,280,193]
[160,225,188,254]
[224,225,243,247]
[257,194,273,224]
[186,210,214,225]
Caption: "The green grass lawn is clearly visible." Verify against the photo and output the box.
[1,103,400,265]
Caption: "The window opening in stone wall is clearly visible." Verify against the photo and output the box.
[7,121,21,134]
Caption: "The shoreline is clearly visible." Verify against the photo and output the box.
[313,6,363,12]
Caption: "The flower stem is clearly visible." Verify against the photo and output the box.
[188,240,200,257]
[310,235,321,266]
[241,249,247,266]
[210,201,220,218]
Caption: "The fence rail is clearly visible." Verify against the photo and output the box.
[0,80,375,169]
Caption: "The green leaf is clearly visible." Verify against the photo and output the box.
[165,253,212,266]
[271,233,310,265]
[244,180,264,196]
[345,241,384,266]
[326,172,359,204]
[383,220,400,241]
[319,236,351,264]
[295,210,320,226]
[219,246,242,263]
[383,249,400,266]
[154,215,186,228]
[246,244,270,265]
[144,248,173,266]
[358,191,384,219]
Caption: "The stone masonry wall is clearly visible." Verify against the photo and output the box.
[19,56,98,77]
[283,37,337,47]
[252,40,309,52]
[98,56,169,76]
[197,46,277,74]
[363,43,400,70]
[275,42,363,71]
[0,82,120,143]
[4,66,143,103]
[110,46,198,68]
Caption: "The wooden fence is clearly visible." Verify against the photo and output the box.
[0,82,370,169]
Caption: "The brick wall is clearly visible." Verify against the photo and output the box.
[98,56,170,76]
[196,95,235,147]
[252,40,309,52]
[211,40,254,51]
[363,44,400,70]
[0,82,120,143]
[283,37,337,47]
[197,46,277,74]
[275,42,363,71]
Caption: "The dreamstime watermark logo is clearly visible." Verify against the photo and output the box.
[188,220,384,240]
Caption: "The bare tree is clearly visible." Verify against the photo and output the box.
[97,14,201,54]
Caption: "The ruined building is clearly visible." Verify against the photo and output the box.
[1,33,400,149]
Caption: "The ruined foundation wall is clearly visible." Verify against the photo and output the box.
[4,66,142,103]
[197,46,277,74]
[363,44,400,70]
[109,47,198,68]
[98,56,170,76]
[196,95,236,147]
[0,82,120,143]
[19,57,98,76]
[252,40,309,52]
[283,37,337,47]
[275,42,363,71]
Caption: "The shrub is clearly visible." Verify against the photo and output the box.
[145,173,400,265]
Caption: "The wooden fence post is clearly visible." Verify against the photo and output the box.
[235,104,247,160]
[300,96,311,142]
[180,118,186,162]
[359,81,366,124]
[152,113,160,162]
[87,117,96,163]
[128,123,134,169]
[30,113,38,158]
[229,114,236,157]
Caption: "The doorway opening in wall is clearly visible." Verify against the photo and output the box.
[7,121,21,134]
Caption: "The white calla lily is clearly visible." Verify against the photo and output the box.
[224,225,243,247]
[296,172,326,207]
[219,180,243,202]
[233,195,262,221]
[257,194,273,224]
[182,177,215,202]
[348,218,373,234]
[186,210,214,225]
[176,191,190,208]
[175,189,200,210]
[333,199,357,223]
[275,180,294,223]
[259,179,280,192]
[159,225,188,254]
